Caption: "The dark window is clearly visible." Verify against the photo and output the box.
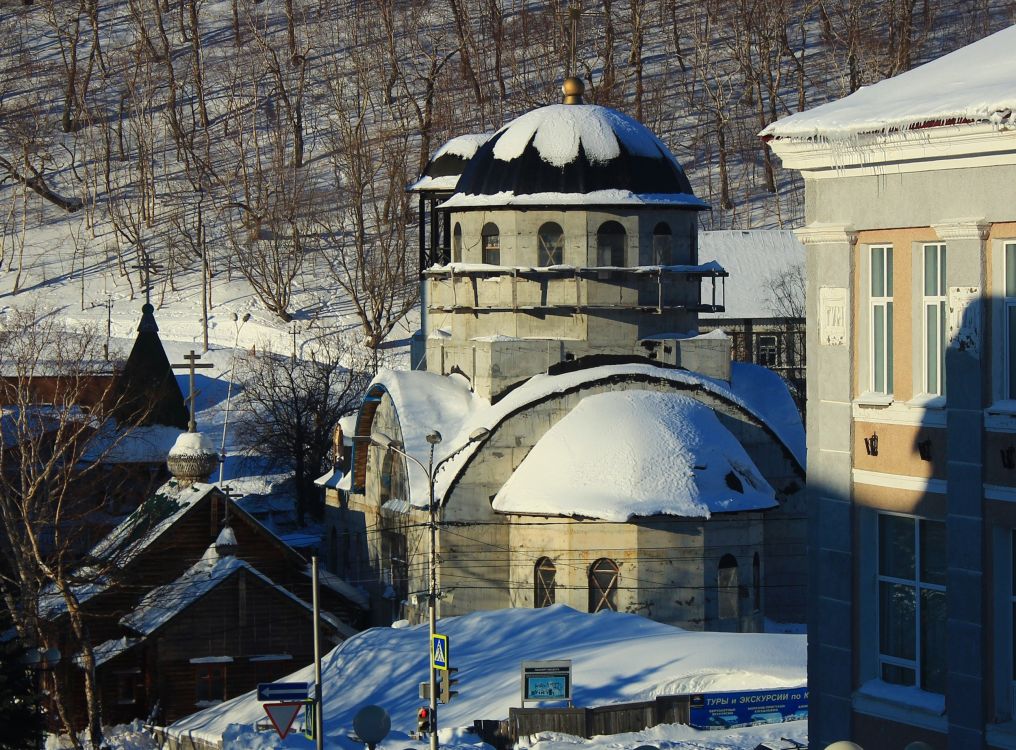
[588,558,619,612]
[535,557,556,608]
[538,222,564,266]
[757,335,779,367]
[453,223,462,263]
[596,221,626,267]
[195,665,226,704]
[116,672,140,705]
[380,450,407,506]
[652,222,672,265]
[482,223,500,265]
[718,554,739,620]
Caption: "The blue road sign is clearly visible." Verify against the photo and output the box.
[431,633,449,671]
[258,682,309,702]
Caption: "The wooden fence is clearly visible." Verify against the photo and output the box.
[474,695,691,750]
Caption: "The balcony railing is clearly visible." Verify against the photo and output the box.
[423,264,726,314]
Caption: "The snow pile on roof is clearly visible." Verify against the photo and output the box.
[492,105,666,167]
[698,230,804,319]
[121,550,245,634]
[441,189,708,209]
[313,466,344,488]
[367,360,803,510]
[434,133,490,161]
[215,525,237,548]
[83,424,185,464]
[40,482,214,618]
[168,430,216,457]
[494,391,776,520]
[90,636,140,668]
[119,546,351,636]
[167,604,805,747]
[762,25,1016,141]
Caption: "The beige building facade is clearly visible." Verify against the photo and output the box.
[765,26,1016,750]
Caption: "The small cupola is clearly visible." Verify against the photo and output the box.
[167,431,218,488]
[215,523,238,557]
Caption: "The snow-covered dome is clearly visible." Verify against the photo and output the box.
[445,91,705,209]
[493,390,777,521]
[167,431,218,487]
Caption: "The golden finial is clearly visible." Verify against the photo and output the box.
[562,76,585,105]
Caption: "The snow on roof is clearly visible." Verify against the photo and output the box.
[493,391,776,520]
[698,230,804,319]
[167,604,805,747]
[440,189,708,210]
[88,636,141,668]
[168,430,216,457]
[434,132,490,161]
[761,25,1016,141]
[40,482,216,618]
[82,424,184,464]
[313,466,344,488]
[367,360,803,510]
[120,547,354,637]
[492,105,665,167]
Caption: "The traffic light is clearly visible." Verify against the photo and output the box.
[417,707,432,736]
[439,667,459,704]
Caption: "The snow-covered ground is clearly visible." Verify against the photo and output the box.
[165,605,806,750]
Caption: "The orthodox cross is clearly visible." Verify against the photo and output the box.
[170,350,214,432]
[132,252,162,306]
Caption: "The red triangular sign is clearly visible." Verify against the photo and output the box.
[264,702,303,739]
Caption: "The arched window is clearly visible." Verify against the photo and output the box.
[652,222,672,265]
[753,552,761,612]
[380,450,407,506]
[588,558,619,612]
[452,223,462,263]
[535,557,556,608]
[481,222,500,265]
[596,221,626,267]
[718,554,739,620]
[538,222,564,266]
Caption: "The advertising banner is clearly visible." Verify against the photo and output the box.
[688,687,808,730]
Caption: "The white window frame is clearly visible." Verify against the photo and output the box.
[922,243,947,397]
[876,512,946,693]
[869,246,894,395]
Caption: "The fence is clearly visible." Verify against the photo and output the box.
[474,695,691,750]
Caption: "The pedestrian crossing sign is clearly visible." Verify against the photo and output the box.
[432,633,449,671]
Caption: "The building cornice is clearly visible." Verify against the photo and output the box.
[931,219,990,242]
[794,223,857,247]
[767,122,1016,179]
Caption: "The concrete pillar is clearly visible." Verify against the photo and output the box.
[932,219,988,747]
[796,223,857,748]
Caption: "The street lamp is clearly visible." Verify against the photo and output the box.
[370,426,489,750]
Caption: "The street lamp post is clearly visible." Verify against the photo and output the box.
[370,426,489,750]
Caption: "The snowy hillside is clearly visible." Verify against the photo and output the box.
[167,605,807,750]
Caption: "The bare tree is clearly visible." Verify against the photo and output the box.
[234,337,369,525]
[0,307,157,748]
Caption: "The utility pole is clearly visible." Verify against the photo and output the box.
[312,556,324,750]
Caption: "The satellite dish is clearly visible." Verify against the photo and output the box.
[353,705,392,750]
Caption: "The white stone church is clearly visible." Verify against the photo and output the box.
[322,78,806,633]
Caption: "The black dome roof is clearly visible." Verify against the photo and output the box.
[447,104,705,209]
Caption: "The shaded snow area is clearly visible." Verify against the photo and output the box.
[368,361,804,510]
[491,105,672,167]
[493,391,776,520]
[762,24,1016,140]
[698,231,804,320]
[166,605,805,749]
